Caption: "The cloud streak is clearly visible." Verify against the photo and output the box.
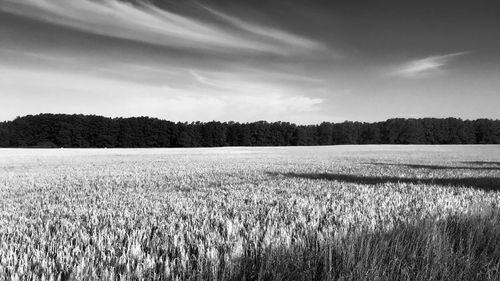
[0,0,323,55]
[199,3,323,51]
[392,52,469,78]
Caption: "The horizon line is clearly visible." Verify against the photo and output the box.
[2,113,499,126]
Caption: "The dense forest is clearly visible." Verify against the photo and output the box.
[0,114,499,147]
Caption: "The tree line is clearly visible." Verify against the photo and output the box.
[0,114,499,148]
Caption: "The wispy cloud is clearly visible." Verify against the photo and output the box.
[0,66,324,123]
[392,51,469,78]
[0,49,76,63]
[199,3,324,51]
[0,0,323,55]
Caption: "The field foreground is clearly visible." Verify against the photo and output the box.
[1,145,500,280]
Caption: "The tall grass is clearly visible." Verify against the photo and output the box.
[3,211,498,280]
[1,146,499,280]
[209,210,499,281]
[335,210,500,281]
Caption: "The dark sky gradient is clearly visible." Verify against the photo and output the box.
[1,0,499,123]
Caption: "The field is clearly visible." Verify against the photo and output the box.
[1,145,500,280]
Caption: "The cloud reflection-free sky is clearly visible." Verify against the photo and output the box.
[1,0,499,123]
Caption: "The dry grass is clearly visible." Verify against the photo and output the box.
[0,145,499,280]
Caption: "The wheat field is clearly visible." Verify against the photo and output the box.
[1,145,500,280]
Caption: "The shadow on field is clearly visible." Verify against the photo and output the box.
[228,211,500,281]
[365,163,500,171]
[464,161,500,166]
[270,172,500,192]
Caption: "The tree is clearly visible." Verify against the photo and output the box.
[398,119,425,144]
[361,123,381,144]
[1,114,499,147]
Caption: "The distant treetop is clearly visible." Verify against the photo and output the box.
[0,114,499,147]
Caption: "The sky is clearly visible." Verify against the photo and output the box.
[1,0,499,124]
